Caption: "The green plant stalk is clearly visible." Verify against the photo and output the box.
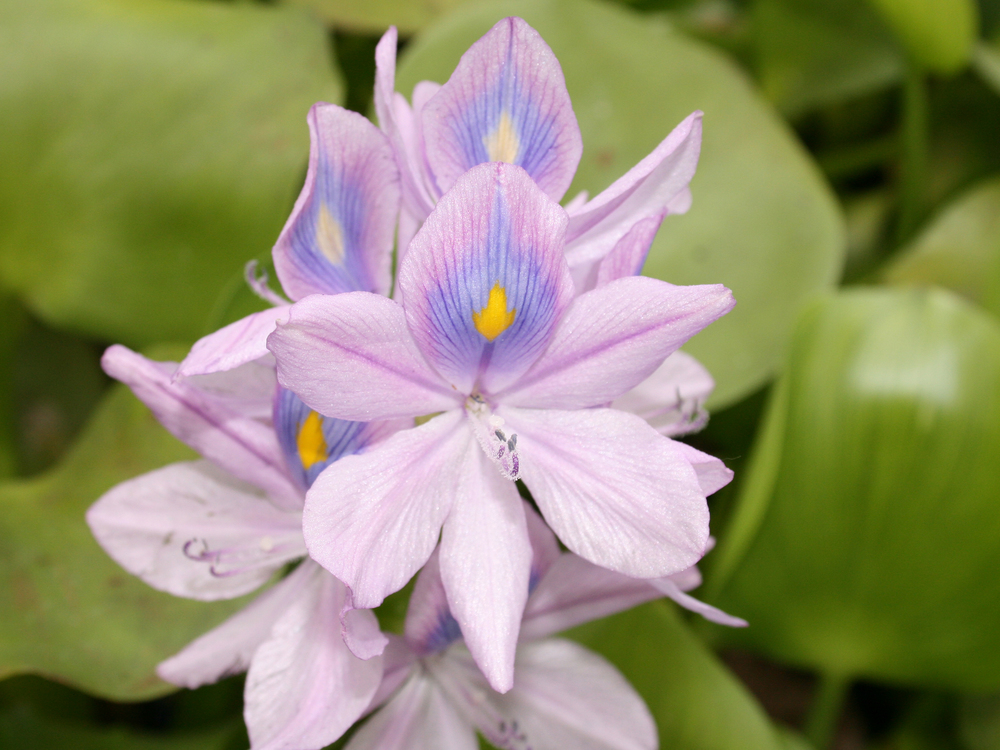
[895,63,928,245]
[804,672,851,749]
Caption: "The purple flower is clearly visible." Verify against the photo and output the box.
[174,101,401,379]
[374,17,702,291]
[267,161,735,691]
[86,349,406,750]
[345,508,741,750]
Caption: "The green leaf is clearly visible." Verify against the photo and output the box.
[753,0,904,118]
[568,601,787,750]
[712,287,1000,691]
[0,351,253,700]
[395,0,845,407]
[0,0,341,347]
[883,176,1000,318]
[283,0,470,34]
[864,0,978,74]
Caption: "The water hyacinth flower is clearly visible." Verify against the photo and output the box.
[347,508,740,750]
[87,349,404,750]
[267,160,735,692]
[175,100,400,379]
[374,17,701,290]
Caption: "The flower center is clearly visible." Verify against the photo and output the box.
[465,395,520,480]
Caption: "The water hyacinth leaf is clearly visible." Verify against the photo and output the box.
[283,0,471,34]
[396,0,844,408]
[864,0,978,74]
[753,0,904,118]
[568,601,787,750]
[0,352,254,701]
[713,288,1000,690]
[0,0,342,347]
[884,176,1000,318]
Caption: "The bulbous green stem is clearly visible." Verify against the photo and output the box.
[804,672,851,749]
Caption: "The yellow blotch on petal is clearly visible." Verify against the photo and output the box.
[317,205,345,265]
[473,283,516,342]
[483,111,519,164]
[297,411,328,470]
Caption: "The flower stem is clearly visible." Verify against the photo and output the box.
[895,63,928,246]
[804,672,851,749]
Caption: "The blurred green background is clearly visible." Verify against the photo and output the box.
[1,0,1000,747]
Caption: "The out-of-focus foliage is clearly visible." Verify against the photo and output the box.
[569,601,789,750]
[864,0,978,74]
[284,0,469,34]
[753,0,903,117]
[711,288,1000,691]
[961,693,1000,750]
[885,176,1000,317]
[0,348,253,701]
[0,0,341,347]
[396,0,846,408]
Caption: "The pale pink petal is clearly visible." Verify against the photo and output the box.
[434,639,656,750]
[268,292,460,421]
[525,502,560,587]
[87,461,304,601]
[520,554,660,641]
[375,28,436,219]
[102,345,301,508]
[422,17,582,202]
[157,560,318,688]
[272,103,399,300]
[612,350,715,436]
[565,112,702,269]
[670,440,734,495]
[245,564,383,750]
[439,445,531,692]
[346,672,477,750]
[398,162,574,395]
[302,412,470,609]
[501,406,710,578]
[365,635,419,714]
[183,359,278,421]
[498,277,735,409]
[650,577,748,627]
[176,307,290,378]
[343,600,390,661]
[404,549,460,655]
[667,185,693,214]
[590,213,665,290]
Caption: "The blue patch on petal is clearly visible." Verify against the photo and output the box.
[274,387,373,490]
[423,191,562,390]
[285,163,375,295]
[449,43,563,184]
[423,609,464,654]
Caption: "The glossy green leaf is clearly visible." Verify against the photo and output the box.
[284,0,470,34]
[0,703,240,750]
[396,0,845,407]
[753,0,904,117]
[864,0,977,74]
[568,601,787,750]
[712,287,1000,690]
[0,349,253,701]
[0,0,341,347]
[884,176,1000,318]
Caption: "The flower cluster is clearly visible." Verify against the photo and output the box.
[88,17,743,750]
